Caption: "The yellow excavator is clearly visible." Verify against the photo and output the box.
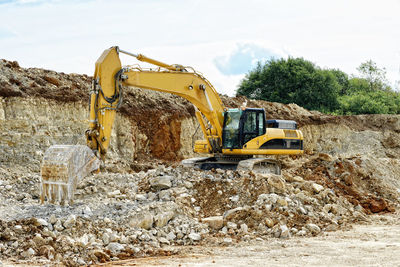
[40,46,303,204]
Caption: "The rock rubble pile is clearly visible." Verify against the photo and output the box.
[1,152,398,265]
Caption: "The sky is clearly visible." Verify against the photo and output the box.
[0,0,399,96]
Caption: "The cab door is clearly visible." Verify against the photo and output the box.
[240,109,265,147]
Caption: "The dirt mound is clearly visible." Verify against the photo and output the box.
[292,154,396,214]
[0,59,89,101]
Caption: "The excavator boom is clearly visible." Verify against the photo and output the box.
[87,46,225,158]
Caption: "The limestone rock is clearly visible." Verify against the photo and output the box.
[106,242,124,254]
[39,245,55,260]
[229,195,239,202]
[221,227,228,234]
[21,248,35,258]
[240,223,248,233]
[83,206,93,216]
[227,221,237,230]
[265,218,274,228]
[166,232,176,241]
[33,234,45,247]
[150,176,172,190]
[296,230,307,236]
[63,215,76,228]
[154,211,175,228]
[93,249,110,262]
[102,233,110,245]
[158,190,171,201]
[159,237,170,245]
[288,175,304,183]
[129,212,154,230]
[277,198,288,207]
[77,234,89,247]
[299,206,307,215]
[34,218,48,227]
[54,220,64,231]
[202,216,224,230]
[223,237,233,244]
[107,190,121,198]
[257,193,279,205]
[267,175,286,193]
[306,223,321,234]
[279,225,290,238]
[312,183,324,193]
[135,194,147,201]
[14,225,22,233]
[49,214,57,225]
[188,232,201,241]
[318,153,333,161]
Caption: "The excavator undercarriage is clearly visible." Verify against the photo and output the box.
[181,155,281,175]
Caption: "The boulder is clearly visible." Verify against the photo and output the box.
[267,175,286,193]
[279,225,290,238]
[202,216,224,230]
[129,212,154,230]
[63,215,76,228]
[306,223,321,234]
[106,242,124,254]
[154,211,175,227]
[188,233,201,241]
[150,176,172,190]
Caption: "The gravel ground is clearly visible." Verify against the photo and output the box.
[108,212,400,267]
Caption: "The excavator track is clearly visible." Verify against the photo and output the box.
[181,156,281,175]
[40,145,100,205]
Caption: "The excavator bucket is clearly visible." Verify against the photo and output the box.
[40,145,100,205]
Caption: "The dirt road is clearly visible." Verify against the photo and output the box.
[106,214,400,267]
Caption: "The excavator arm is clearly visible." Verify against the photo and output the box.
[86,46,225,159]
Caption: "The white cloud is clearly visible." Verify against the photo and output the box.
[214,43,285,75]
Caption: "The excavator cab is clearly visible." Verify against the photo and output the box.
[222,108,303,153]
[222,108,266,149]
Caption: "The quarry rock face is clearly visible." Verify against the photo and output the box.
[0,59,399,266]
[2,58,400,171]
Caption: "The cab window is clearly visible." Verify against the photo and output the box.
[222,110,241,149]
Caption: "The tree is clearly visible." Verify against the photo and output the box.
[337,90,400,115]
[347,77,371,94]
[329,69,349,95]
[237,57,341,112]
[236,57,399,115]
[357,60,389,91]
